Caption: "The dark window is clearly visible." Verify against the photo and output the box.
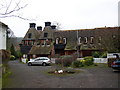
[28,33,32,38]
[44,33,48,37]
[98,37,101,43]
[90,37,94,44]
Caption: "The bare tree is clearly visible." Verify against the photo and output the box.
[0,0,33,20]
[53,21,62,30]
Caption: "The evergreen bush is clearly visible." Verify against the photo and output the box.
[72,60,81,68]
[10,55,15,60]
[84,56,94,66]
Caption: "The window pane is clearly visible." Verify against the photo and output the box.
[44,33,48,37]
[28,33,32,38]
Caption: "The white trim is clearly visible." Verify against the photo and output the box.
[56,38,59,44]
[85,37,88,43]
[63,38,67,44]
[90,37,94,44]
[78,37,81,44]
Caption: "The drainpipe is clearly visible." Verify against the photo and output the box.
[76,30,80,57]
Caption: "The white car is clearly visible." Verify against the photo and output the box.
[28,57,51,66]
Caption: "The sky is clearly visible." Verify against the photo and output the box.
[0,0,120,37]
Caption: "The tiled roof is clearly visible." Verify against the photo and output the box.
[39,26,55,39]
[54,30,78,50]
[29,44,53,55]
[23,28,41,40]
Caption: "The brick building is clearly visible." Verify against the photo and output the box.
[20,22,120,58]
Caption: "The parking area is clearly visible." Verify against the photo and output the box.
[3,60,120,88]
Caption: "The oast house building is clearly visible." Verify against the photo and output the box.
[20,22,120,58]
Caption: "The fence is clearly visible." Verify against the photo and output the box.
[77,58,108,63]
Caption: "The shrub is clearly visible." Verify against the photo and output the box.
[100,52,107,58]
[83,56,94,66]
[72,60,81,68]
[84,59,93,66]
[26,58,28,63]
[84,56,94,61]
[55,58,62,64]
[61,55,74,67]
[54,54,60,58]
[92,51,107,58]
[92,51,100,58]
[55,54,77,67]
[10,55,15,60]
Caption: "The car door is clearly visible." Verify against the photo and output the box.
[34,59,41,64]
[38,57,44,64]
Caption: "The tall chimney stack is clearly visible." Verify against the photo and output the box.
[45,22,51,27]
[29,23,36,28]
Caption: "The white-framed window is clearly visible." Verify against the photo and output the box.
[90,37,94,44]
[78,37,81,44]
[84,37,88,43]
[46,39,51,47]
[41,40,45,47]
[32,41,34,45]
[56,38,59,44]
[63,38,67,44]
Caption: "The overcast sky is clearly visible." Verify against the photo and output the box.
[0,0,119,37]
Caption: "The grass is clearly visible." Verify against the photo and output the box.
[81,63,108,69]
[0,78,2,89]
[0,64,2,67]
[2,64,12,88]
[44,67,82,77]
[2,71,12,88]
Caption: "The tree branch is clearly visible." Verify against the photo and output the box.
[0,15,36,21]
[0,4,28,15]
[0,0,34,21]
[5,0,13,14]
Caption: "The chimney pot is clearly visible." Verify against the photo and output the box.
[29,23,36,28]
[51,25,56,29]
[45,22,51,27]
[37,26,42,30]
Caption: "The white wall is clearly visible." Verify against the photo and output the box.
[0,22,7,50]
[118,1,120,26]
[94,58,107,63]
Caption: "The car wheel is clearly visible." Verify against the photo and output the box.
[28,63,32,66]
[42,62,47,66]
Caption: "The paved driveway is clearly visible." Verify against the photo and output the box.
[3,60,120,88]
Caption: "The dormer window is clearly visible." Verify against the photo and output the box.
[44,33,48,37]
[63,38,67,44]
[84,37,88,44]
[90,37,94,44]
[28,33,32,38]
[56,38,59,44]
[78,37,81,44]
[98,36,102,43]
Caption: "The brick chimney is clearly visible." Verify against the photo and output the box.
[29,23,36,28]
[37,26,42,30]
[45,22,51,27]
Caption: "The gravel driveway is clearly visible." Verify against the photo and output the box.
[3,60,120,88]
